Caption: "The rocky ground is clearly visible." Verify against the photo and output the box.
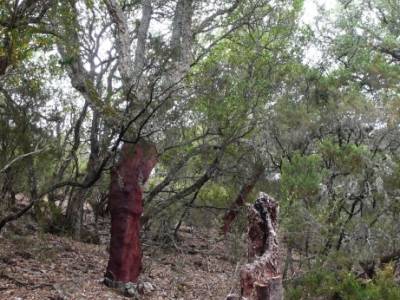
[0,218,243,300]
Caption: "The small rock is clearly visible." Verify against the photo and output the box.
[142,281,155,292]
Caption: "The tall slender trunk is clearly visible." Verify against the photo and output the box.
[65,188,87,238]
[221,164,264,234]
[0,168,15,210]
[104,140,157,292]
[64,110,100,239]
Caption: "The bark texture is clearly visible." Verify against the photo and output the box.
[64,109,100,239]
[239,193,283,300]
[221,165,264,234]
[105,140,157,287]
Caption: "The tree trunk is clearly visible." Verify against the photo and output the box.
[233,193,283,300]
[0,168,15,210]
[64,110,100,239]
[104,140,157,296]
[64,188,86,238]
[221,165,264,234]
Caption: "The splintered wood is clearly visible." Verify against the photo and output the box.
[229,192,283,300]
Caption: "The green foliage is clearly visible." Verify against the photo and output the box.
[318,139,368,173]
[286,264,400,300]
[384,160,400,190]
[0,3,399,297]
[281,152,323,200]
[197,182,231,207]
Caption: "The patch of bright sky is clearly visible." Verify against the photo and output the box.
[301,0,338,66]
[301,0,337,25]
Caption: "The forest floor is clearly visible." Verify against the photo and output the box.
[0,217,242,300]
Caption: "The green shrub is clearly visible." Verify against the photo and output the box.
[35,198,65,233]
[286,264,400,300]
[281,152,323,201]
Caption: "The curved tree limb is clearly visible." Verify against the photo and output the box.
[0,146,47,174]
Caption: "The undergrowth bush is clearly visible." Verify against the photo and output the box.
[34,199,67,234]
[286,263,400,300]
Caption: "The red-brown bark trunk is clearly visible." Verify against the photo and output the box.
[105,140,157,286]
[221,166,264,235]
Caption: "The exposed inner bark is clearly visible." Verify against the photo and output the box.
[221,165,264,235]
[105,140,157,287]
[239,193,283,300]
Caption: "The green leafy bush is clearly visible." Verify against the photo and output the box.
[286,264,400,300]
[281,152,323,200]
[318,139,368,174]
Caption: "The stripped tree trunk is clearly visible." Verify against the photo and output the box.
[104,140,157,296]
[221,165,264,235]
[232,193,283,300]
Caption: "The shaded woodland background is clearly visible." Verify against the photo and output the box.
[0,0,400,299]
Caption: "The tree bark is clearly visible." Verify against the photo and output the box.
[221,165,264,234]
[0,168,15,209]
[237,193,283,300]
[64,188,87,238]
[64,110,100,239]
[104,140,157,295]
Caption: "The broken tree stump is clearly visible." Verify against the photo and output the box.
[104,140,157,297]
[229,192,283,300]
